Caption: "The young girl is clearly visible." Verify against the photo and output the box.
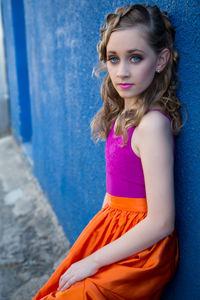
[33,3,186,300]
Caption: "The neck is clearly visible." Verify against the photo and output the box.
[123,97,139,112]
[123,97,162,113]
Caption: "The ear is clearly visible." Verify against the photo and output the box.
[156,48,170,72]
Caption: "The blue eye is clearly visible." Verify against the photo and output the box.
[131,56,142,63]
[107,57,119,64]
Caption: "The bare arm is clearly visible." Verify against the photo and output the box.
[101,193,108,209]
[59,112,176,291]
[91,112,175,267]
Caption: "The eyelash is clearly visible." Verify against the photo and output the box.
[131,56,143,63]
[107,55,143,64]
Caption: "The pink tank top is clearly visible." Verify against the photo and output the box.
[105,109,175,198]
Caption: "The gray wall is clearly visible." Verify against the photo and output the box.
[0,1,9,137]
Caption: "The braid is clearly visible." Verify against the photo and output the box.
[98,4,150,63]
[91,3,187,142]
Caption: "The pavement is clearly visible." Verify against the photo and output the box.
[0,135,71,300]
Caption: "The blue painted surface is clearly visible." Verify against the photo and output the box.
[1,0,32,142]
[1,0,200,298]
[1,0,20,141]
[10,0,32,142]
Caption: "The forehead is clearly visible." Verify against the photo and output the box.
[106,27,152,53]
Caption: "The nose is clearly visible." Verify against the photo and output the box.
[116,60,130,78]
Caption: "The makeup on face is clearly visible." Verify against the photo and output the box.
[106,28,159,108]
[118,84,134,89]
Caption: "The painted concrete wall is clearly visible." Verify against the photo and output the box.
[0,1,9,137]
[1,0,200,298]
[1,0,32,142]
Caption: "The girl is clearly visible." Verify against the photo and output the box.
[33,3,186,300]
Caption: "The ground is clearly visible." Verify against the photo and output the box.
[0,135,71,300]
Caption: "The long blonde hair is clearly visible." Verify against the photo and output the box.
[91,3,187,143]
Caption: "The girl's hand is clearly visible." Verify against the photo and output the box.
[58,256,99,291]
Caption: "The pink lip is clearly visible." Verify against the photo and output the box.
[119,84,133,89]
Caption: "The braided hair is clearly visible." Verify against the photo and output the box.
[91,3,187,142]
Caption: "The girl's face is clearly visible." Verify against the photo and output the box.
[106,27,160,108]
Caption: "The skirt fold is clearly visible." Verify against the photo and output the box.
[33,193,179,300]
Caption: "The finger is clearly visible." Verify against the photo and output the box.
[58,272,72,290]
[60,277,75,291]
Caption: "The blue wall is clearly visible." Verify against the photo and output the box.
[1,0,20,141]
[1,0,200,298]
[1,0,32,142]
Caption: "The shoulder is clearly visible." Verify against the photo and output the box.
[138,111,171,131]
[136,110,173,157]
[138,110,171,134]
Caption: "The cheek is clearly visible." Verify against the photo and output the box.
[136,62,156,83]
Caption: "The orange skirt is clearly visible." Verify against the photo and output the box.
[33,193,179,300]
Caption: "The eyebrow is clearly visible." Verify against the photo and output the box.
[107,49,145,54]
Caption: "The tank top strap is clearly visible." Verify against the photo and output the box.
[147,109,175,155]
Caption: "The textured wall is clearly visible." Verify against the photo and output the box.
[1,0,32,142]
[22,0,107,243]
[1,0,200,298]
[0,3,9,137]
[1,0,20,140]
